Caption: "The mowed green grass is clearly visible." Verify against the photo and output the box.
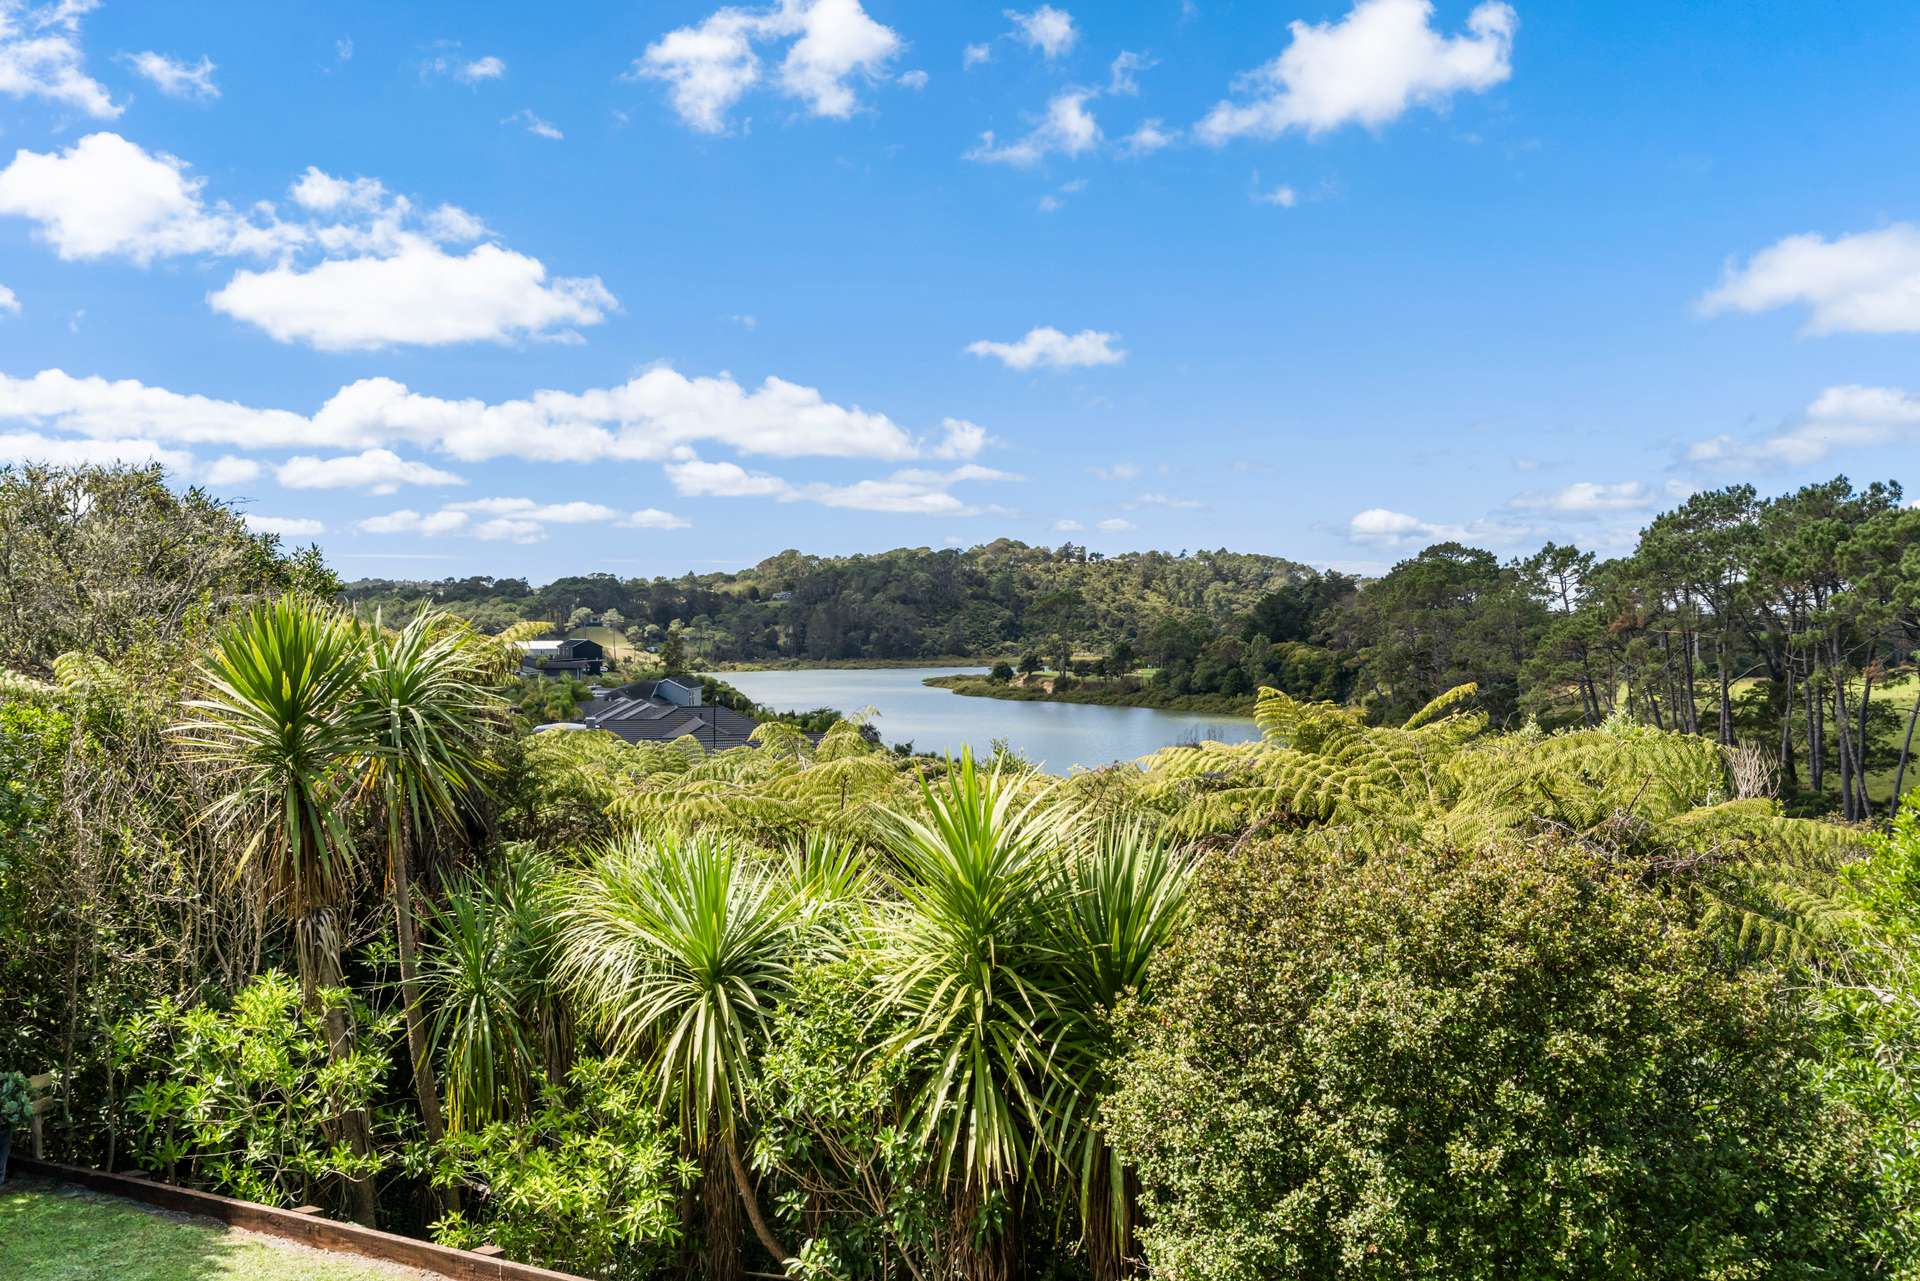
[1726,669,1918,804]
[0,1180,431,1281]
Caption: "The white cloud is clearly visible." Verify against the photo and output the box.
[1688,384,1920,471]
[124,51,218,99]
[1508,480,1652,514]
[458,55,505,83]
[931,417,990,459]
[0,132,288,263]
[0,364,984,469]
[1006,6,1077,59]
[1252,172,1297,207]
[335,37,353,62]
[358,508,470,536]
[275,449,465,494]
[0,284,16,315]
[966,89,1100,166]
[896,68,928,90]
[1197,0,1516,143]
[474,517,544,543]
[1090,462,1139,481]
[1130,491,1203,509]
[288,166,386,213]
[967,325,1125,370]
[0,0,118,118]
[1122,119,1174,155]
[203,455,261,486]
[667,457,1015,515]
[245,514,325,537]
[1699,224,1920,335]
[0,137,613,350]
[209,239,615,350]
[1107,50,1153,95]
[962,42,991,69]
[1347,505,1538,551]
[624,507,691,529]
[504,108,563,139]
[445,497,617,522]
[1054,518,1085,531]
[1097,517,1133,531]
[0,429,192,472]
[634,0,900,133]
[666,458,792,498]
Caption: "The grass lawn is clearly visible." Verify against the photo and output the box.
[0,1179,435,1281]
[566,624,645,663]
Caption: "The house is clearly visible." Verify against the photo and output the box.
[575,677,764,750]
[517,637,605,677]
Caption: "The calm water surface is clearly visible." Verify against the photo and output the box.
[717,667,1260,772]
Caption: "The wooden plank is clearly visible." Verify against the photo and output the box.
[8,1159,587,1281]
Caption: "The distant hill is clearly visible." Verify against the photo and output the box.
[342,540,1316,663]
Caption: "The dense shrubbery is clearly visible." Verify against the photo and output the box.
[7,463,1920,1281]
[1106,835,1871,1280]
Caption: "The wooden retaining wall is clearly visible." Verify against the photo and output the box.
[10,1158,585,1281]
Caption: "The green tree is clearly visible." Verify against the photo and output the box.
[661,620,690,676]
[1107,833,1871,1281]
[174,597,382,1223]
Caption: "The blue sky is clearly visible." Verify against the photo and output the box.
[2,0,1918,582]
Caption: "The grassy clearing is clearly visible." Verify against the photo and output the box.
[0,1179,433,1281]
[566,624,643,662]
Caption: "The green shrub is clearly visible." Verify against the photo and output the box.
[431,1057,685,1278]
[110,972,402,1211]
[0,1070,32,1131]
[1105,834,1871,1281]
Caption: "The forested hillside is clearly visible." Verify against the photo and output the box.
[341,542,1311,662]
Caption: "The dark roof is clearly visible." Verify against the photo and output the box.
[582,695,762,750]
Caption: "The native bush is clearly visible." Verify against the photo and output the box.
[431,1057,685,1278]
[1105,832,1873,1281]
[110,972,404,1212]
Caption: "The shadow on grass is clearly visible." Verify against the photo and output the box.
[0,1177,415,1281]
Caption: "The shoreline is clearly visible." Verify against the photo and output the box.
[922,673,1256,718]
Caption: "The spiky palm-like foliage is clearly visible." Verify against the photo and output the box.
[873,752,1063,1199]
[555,831,809,1270]
[171,595,381,1223]
[357,608,503,1165]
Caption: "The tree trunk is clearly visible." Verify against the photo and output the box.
[388,817,457,1212]
[1807,670,1823,796]
[297,908,379,1226]
[1893,686,1920,820]
[1778,668,1797,793]
[702,1138,743,1281]
[1717,635,1732,745]
[1834,666,1858,822]
[1858,670,1876,819]
[725,1130,790,1269]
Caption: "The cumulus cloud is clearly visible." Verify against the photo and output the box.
[624,507,691,529]
[668,457,1017,515]
[0,284,16,315]
[962,42,991,69]
[633,0,901,133]
[1688,384,1920,471]
[208,240,615,350]
[931,418,990,459]
[967,325,1124,370]
[358,508,471,536]
[244,514,325,537]
[275,449,465,494]
[0,137,615,350]
[1097,517,1133,531]
[458,55,505,83]
[1197,0,1516,143]
[0,429,192,472]
[124,51,218,99]
[0,0,117,118]
[203,455,261,486]
[1347,505,1539,551]
[966,89,1100,166]
[1129,491,1204,509]
[0,132,295,263]
[1122,119,1174,155]
[1252,172,1297,206]
[1054,518,1085,531]
[1699,224,1920,335]
[1006,6,1077,59]
[1508,480,1653,515]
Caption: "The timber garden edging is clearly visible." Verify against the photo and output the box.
[10,1157,587,1281]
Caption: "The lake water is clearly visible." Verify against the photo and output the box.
[716,667,1261,772]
